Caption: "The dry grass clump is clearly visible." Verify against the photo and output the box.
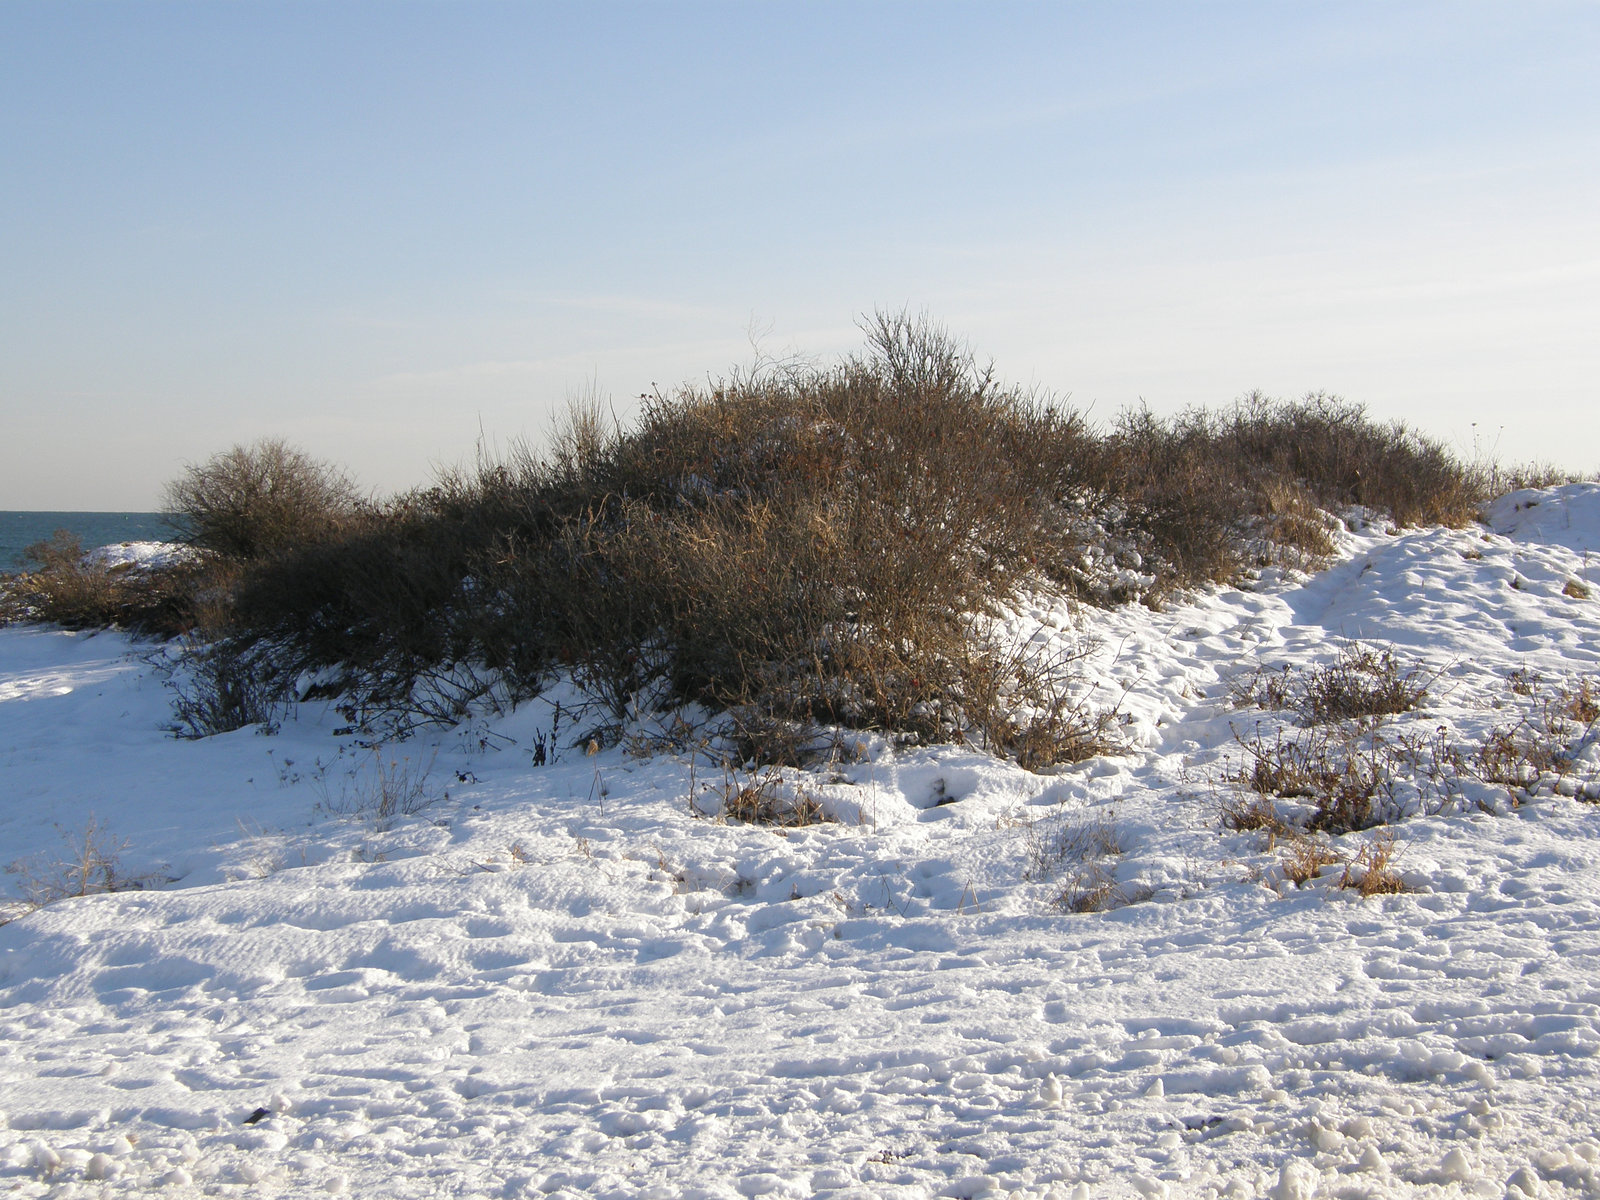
[1022,813,1124,881]
[712,765,833,829]
[1489,463,1585,493]
[1563,678,1600,724]
[1057,862,1131,914]
[1016,810,1143,913]
[1273,831,1410,896]
[1279,836,1344,886]
[1,817,163,925]
[1340,832,1410,896]
[1218,794,1295,837]
[316,748,445,832]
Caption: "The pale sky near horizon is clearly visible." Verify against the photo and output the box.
[3,1,1597,510]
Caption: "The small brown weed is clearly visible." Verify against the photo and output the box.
[1056,861,1127,913]
[1340,832,1411,896]
[715,765,833,828]
[1277,831,1411,896]
[1218,794,1294,838]
[1279,837,1343,886]
[1506,667,1543,697]
[1560,678,1600,724]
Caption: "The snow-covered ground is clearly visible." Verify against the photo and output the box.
[2,485,1599,1199]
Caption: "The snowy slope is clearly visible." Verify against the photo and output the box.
[2,486,1599,1199]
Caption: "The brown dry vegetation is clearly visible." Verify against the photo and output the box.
[3,316,1500,766]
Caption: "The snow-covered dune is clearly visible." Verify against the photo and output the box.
[3,489,1599,1198]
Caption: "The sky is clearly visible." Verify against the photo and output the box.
[2,1,1597,511]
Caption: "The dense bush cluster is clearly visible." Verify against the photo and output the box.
[2,316,1497,766]
[226,315,1118,759]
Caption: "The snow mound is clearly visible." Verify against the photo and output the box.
[80,540,197,572]
[1485,481,1600,554]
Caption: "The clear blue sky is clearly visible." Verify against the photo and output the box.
[3,1,1597,509]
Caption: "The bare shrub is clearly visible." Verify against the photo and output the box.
[1077,394,1486,603]
[164,438,360,561]
[461,315,1115,759]
[969,638,1123,771]
[1228,724,1394,834]
[1219,794,1294,838]
[166,636,286,737]
[1232,644,1433,725]
[1297,646,1434,724]
[224,483,540,736]
[201,318,1488,751]
[1217,392,1486,528]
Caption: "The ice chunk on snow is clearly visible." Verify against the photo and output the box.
[1269,1160,1318,1200]
[1039,1073,1064,1107]
[31,1142,61,1174]
[1506,1166,1544,1197]
[1356,1144,1388,1174]
[1438,1148,1474,1183]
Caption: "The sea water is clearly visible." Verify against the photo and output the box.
[0,512,170,573]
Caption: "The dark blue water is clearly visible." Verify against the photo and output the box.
[0,512,171,573]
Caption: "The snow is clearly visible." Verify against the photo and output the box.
[3,488,1600,1198]
[79,542,197,573]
